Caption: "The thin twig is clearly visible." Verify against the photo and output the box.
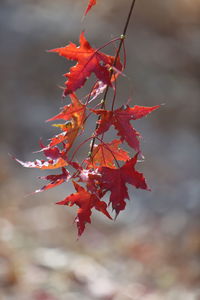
[88,0,137,158]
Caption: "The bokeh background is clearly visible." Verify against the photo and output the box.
[0,0,200,299]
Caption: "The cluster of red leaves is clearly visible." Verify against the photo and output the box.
[15,2,159,236]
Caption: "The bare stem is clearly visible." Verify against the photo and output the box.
[89,0,137,158]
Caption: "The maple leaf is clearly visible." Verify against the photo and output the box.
[15,157,67,170]
[78,168,105,197]
[48,120,80,151]
[49,32,122,96]
[47,94,86,151]
[47,93,86,128]
[56,181,112,236]
[67,162,104,196]
[86,139,130,168]
[87,81,107,103]
[93,105,160,152]
[84,0,96,16]
[99,153,149,216]
[13,145,68,170]
[35,167,70,193]
[40,141,61,159]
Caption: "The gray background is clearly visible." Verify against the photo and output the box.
[0,0,200,299]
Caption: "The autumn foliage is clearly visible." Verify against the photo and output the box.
[15,0,159,236]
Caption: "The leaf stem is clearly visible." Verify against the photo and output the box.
[89,0,137,158]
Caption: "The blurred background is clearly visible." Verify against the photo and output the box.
[0,0,200,299]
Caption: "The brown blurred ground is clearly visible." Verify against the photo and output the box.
[0,0,200,299]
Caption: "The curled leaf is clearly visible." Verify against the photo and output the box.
[35,167,70,193]
[13,144,68,170]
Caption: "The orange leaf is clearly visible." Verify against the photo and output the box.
[49,120,79,151]
[13,145,68,170]
[86,139,130,168]
[47,93,86,128]
[48,94,86,151]
[14,156,67,170]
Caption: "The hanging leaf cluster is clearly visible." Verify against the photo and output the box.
[14,1,159,236]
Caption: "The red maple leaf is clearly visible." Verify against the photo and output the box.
[49,32,121,96]
[93,105,160,152]
[35,167,70,193]
[56,181,112,236]
[86,139,130,168]
[99,153,149,216]
[84,0,96,16]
